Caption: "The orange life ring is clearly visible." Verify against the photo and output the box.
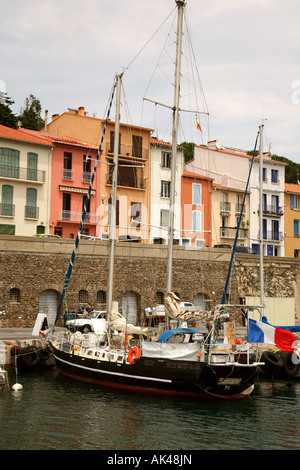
[128,346,141,364]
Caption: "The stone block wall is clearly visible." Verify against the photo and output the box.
[0,236,299,328]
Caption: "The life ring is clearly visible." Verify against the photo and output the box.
[128,346,141,365]
[259,350,283,376]
[277,351,300,378]
[22,346,41,368]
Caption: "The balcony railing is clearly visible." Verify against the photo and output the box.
[106,142,149,160]
[25,206,39,219]
[0,165,46,183]
[258,230,284,242]
[261,204,283,216]
[0,203,15,217]
[220,227,248,239]
[82,171,91,183]
[58,210,98,224]
[62,169,74,180]
[235,203,246,215]
[106,173,147,190]
[220,201,231,212]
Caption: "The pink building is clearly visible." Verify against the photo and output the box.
[20,129,100,239]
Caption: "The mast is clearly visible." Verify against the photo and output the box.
[259,124,264,315]
[166,0,186,307]
[107,73,122,317]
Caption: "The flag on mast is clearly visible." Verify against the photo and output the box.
[196,115,202,132]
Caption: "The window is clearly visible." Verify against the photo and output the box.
[130,202,142,228]
[182,238,190,246]
[161,181,170,198]
[62,193,71,220]
[294,249,299,258]
[10,288,20,302]
[161,152,171,168]
[83,155,91,182]
[63,152,73,180]
[192,211,201,232]
[291,195,299,210]
[156,292,164,304]
[27,153,38,181]
[132,135,143,158]
[262,167,267,182]
[79,289,88,303]
[25,188,38,218]
[271,169,278,183]
[54,227,62,237]
[160,209,169,227]
[0,148,19,178]
[1,184,14,216]
[36,225,45,235]
[294,219,299,237]
[0,224,15,235]
[192,184,201,205]
[97,290,106,304]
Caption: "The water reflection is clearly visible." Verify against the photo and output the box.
[0,370,299,450]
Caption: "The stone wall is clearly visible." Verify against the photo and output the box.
[0,235,299,328]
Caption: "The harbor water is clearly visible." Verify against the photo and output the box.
[0,367,299,451]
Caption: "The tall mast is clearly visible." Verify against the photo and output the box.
[166,0,186,305]
[259,124,264,315]
[107,73,122,316]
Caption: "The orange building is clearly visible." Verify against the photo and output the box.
[46,107,152,242]
[181,171,213,247]
[284,183,300,257]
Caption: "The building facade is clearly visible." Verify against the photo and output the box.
[186,140,286,256]
[181,171,213,247]
[149,138,184,244]
[46,107,152,242]
[0,125,52,236]
[284,183,300,258]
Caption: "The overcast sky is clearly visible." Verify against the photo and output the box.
[1,0,300,162]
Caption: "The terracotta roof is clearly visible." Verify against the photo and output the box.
[285,183,300,194]
[19,128,98,150]
[0,124,53,147]
[194,144,287,165]
[212,182,249,193]
[182,170,214,181]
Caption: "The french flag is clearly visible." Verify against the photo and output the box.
[248,318,296,353]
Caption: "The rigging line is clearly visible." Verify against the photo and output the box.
[54,77,118,327]
[220,130,260,306]
[123,6,177,73]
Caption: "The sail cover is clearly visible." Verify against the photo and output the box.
[164,292,213,322]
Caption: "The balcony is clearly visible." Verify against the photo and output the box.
[106,173,147,190]
[220,201,231,213]
[0,203,15,217]
[25,206,39,219]
[82,171,91,183]
[260,204,283,217]
[0,165,46,183]
[220,226,248,239]
[62,169,74,181]
[258,230,284,242]
[58,210,98,224]
[106,142,149,160]
[235,203,246,215]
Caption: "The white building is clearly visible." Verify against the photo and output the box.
[149,138,184,244]
[186,139,286,256]
[0,125,52,236]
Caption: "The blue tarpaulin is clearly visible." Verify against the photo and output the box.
[158,328,202,343]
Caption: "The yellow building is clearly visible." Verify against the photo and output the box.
[284,183,300,258]
[46,106,152,242]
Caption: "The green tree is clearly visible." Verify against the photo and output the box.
[180,141,195,163]
[18,94,45,130]
[0,93,18,129]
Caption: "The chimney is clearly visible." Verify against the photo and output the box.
[78,106,85,116]
[52,113,59,120]
[45,110,48,132]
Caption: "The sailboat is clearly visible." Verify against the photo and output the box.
[45,0,261,399]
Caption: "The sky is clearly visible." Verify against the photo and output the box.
[1,0,300,161]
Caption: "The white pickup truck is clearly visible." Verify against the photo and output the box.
[65,311,106,334]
